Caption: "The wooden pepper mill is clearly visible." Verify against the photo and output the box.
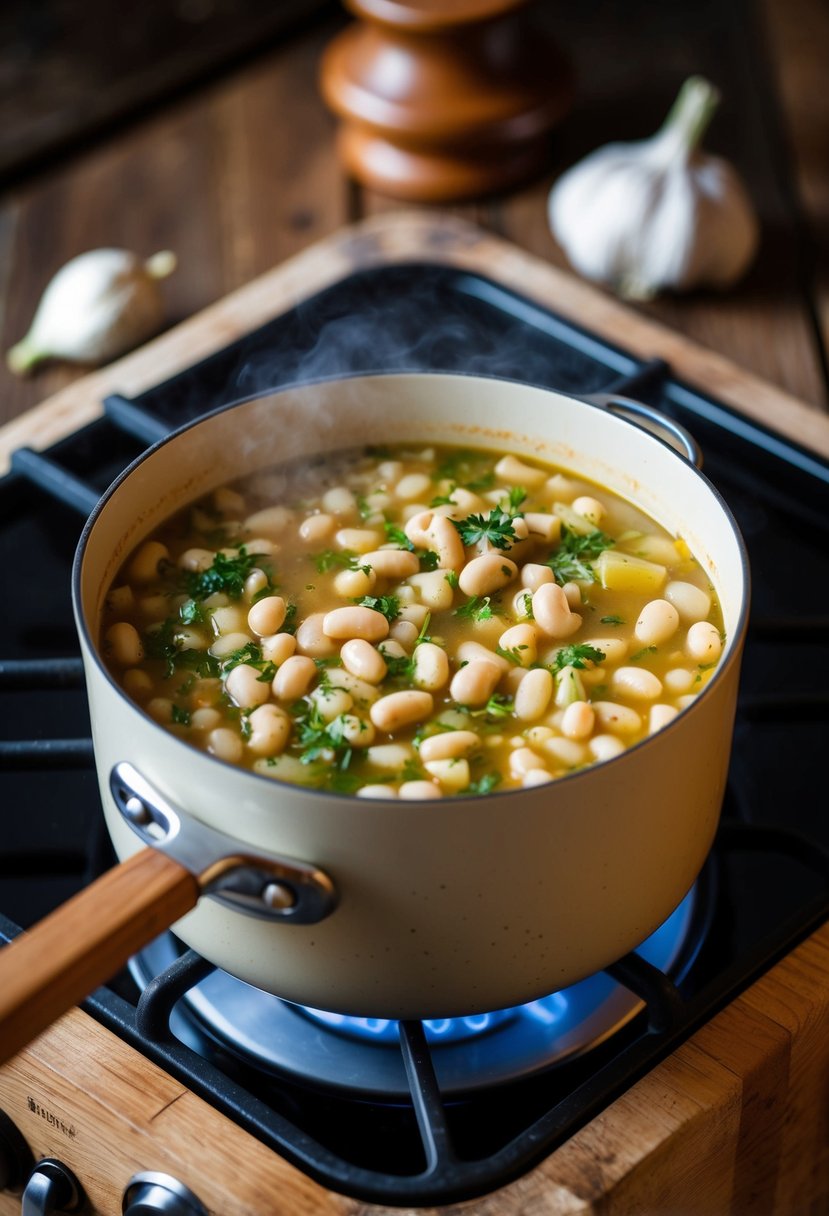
[320,0,573,202]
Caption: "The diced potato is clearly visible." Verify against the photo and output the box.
[596,549,667,593]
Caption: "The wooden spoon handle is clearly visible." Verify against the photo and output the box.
[0,847,199,1065]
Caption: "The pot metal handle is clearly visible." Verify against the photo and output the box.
[0,768,336,1068]
[584,393,703,468]
[110,762,337,924]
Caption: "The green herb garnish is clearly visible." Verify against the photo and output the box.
[354,594,400,622]
[545,527,614,585]
[600,614,625,626]
[454,595,501,622]
[186,545,261,600]
[549,643,606,672]
[451,508,517,550]
[630,645,658,662]
[171,704,191,726]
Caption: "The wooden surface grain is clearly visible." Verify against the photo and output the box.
[0,0,827,432]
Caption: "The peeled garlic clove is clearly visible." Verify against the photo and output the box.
[7,248,176,374]
[548,77,759,300]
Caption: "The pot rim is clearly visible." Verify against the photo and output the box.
[72,369,751,806]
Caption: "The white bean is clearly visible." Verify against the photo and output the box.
[449,659,502,707]
[357,785,399,799]
[685,621,723,662]
[458,553,518,597]
[260,632,297,665]
[394,472,432,501]
[635,599,680,646]
[524,513,561,542]
[561,582,582,611]
[337,714,376,747]
[244,569,269,602]
[246,704,292,755]
[407,570,455,610]
[412,642,450,691]
[592,701,643,736]
[589,734,626,762]
[390,619,419,648]
[335,528,383,553]
[361,550,420,579]
[208,727,243,763]
[105,622,144,666]
[456,641,510,673]
[272,655,317,701]
[321,487,356,514]
[513,668,554,721]
[295,613,339,657]
[399,781,442,800]
[311,686,354,722]
[494,455,546,487]
[324,606,390,642]
[247,595,286,637]
[498,623,538,667]
[299,513,335,544]
[427,514,465,571]
[370,690,434,733]
[147,697,173,723]
[520,563,553,592]
[649,704,679,734]
[665,580,712,623]
[366,742,414,770]
[612,666,663,701]
[190,707,222,731]
[418,730,480,763]
[542,736,588,768]
[128,541,169,583]
[211,604,249,635]
[209,631,254,658]
[532,583,582,638]
[424,758,471,792]
[325,667,381,705]
[177,547,215,572]
[522,768,555,787]
[244,505,292,538]
[664,667,694,693]
[561,701,595,740]
[333,567,376,598]
[341,638,388,684]
[213,486,246,517]
[403,510,434,548]
[572,495,606,525]
[225,664,272,709]
[509,747,547,777]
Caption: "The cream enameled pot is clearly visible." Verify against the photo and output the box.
[0,373,749,1062]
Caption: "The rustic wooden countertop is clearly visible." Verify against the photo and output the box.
[0,0,827,435]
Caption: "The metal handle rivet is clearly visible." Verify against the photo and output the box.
[262,881,296,911]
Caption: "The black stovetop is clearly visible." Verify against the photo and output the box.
[1,263,828,1207]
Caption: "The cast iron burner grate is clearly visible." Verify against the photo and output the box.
[1,263,829,1206]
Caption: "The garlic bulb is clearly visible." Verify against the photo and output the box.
[548,77,758,299]
[7,248,177,374]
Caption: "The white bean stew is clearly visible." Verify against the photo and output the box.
[101,444,724,798]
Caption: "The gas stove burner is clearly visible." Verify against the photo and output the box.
[129,884,703,1099]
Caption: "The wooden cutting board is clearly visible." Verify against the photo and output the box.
[1,212,828,1215]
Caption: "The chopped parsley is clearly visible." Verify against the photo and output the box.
[545,527,615,585]
[550,643,606,672]
[220,640,278,682]
[465,772,502,796]
[171,704,191,726]
[354,594,400,622]
[495,644,528,666]
[418,549,440,572]
[293,703,356,768]
[630,645,658,662]
[142,619,221,680]
[185,545,263,600]
[452,508,518,550]
[313,549,359,573]
[383,522,414,550]
[454,595,501,622]
[600,614,625,626]
[501,486,527,514]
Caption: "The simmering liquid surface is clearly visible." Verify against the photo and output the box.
[100,444,724,797]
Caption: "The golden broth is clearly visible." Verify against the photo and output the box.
[100,443,724,798]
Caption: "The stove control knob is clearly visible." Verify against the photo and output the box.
[0,1109,33,1191]
[21,1159,83,1215]
[123,1172,208,1216]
